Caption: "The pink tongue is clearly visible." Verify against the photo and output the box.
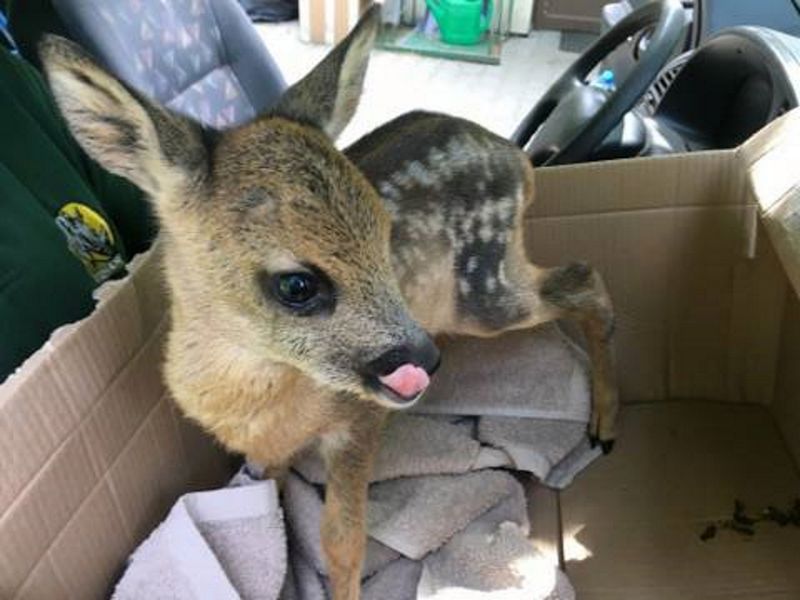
[379,364,430,399]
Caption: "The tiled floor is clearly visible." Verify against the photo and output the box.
[256,22,578,147]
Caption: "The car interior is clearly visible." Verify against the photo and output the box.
[2,0,800,598]
[8,0,800,165]
[513,0,800,164]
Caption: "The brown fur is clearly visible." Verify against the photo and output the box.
[41,8,617,598]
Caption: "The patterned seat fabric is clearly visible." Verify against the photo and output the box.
[55,0,286,129]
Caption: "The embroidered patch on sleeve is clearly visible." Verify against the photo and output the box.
[55,202,125,282]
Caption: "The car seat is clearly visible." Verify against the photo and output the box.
[8,0,287,129]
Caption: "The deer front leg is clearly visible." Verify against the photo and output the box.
[539,262,619,452]
[320,404,386,600]
[579,308,618,452]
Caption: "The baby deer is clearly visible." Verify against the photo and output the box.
[42,7,616,599]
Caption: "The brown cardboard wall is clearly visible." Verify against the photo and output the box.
[727,228,788,407]
[0,249,232,600]
[526,152,785,405]
[773,290,800,467]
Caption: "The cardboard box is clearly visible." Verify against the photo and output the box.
[2,107,800,598]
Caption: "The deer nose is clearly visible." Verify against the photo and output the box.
[364,331,441,381]
[363,333,440,404]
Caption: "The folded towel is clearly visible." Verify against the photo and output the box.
[363,559,424,600]
[416,481,573,599]
[295,408,600,493]
[281,470,401,579]
[477,417,601,488]
[418,520,574,600]
[367,471,525,560]
[416,324,590,422]
[293,414,510,485]
[281,465,573,599]
[113,482,285,600]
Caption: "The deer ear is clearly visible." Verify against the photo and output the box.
[272,4,381,140]
[39,35,208,199]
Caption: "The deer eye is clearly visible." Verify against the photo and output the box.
[276,272,318,306]
[258,268,336,316]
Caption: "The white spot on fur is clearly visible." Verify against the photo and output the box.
[403,208,446,242]
[409,161,436,186]
[379,181,401,201]
[495,196,516,222]
[486,276,497,293]
[466,256,478,273]
[457,212,476,245]
[392,160,440,190]
[459,279,471,295]
[427,147,449,172]
[478,202,494,224]
[498,260,510,287]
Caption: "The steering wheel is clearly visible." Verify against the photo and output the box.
[511,0,686,166]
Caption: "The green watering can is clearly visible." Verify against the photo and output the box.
[426,0,493,46]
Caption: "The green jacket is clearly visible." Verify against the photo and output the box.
[0,47,155,381]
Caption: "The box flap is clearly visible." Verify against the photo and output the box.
[739,107,800,174]
[740,109,800,296]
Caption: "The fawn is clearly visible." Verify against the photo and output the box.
[41,6,616,599]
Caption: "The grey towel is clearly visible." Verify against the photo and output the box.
[280,468,574,600]
[293,414,510,485]
[113,482,285,600]
[477,417,601,488]
[418,520,575,600]
[363,559,423,600]
[416,484,572,599]
[367,471,525,560]
[281,470,401,579]
[413,324,601,487]
[416,324,591,422]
